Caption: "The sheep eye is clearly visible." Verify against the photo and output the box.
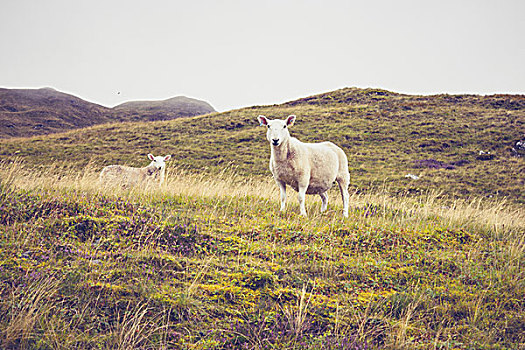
[283,125,287,129]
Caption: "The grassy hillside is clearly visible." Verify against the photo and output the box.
[0,88,524,349]
[0,88,523,204]
[0,163,523,349]
[0,88,215,138]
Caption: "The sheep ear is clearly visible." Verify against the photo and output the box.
[257,115,268,126]
[286,115,296,126]
[148,154,155,161]
[164,155,172,161]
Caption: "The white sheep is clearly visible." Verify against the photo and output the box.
[99,154,172,188]
[257,115,350,217]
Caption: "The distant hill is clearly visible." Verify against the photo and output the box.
[113,96,215,122]
[0,88,112,138]
[0,87,215,138]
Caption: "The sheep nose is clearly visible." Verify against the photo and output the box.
[272,139,280,145]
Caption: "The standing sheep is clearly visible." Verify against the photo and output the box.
[257,115,350,217]
[99,154,172,188]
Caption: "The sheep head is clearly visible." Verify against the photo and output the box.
[147,154,172,171]
[257,115,296,147]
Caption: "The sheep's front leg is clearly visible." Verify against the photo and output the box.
[297,177,309,216]
[298,186,308,216]
[277,180,287,212]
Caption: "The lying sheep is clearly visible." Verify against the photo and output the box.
[99,154,172,188]
[257,115,350,217]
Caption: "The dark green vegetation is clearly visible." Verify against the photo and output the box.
[1,87,524,204]
[0,87,215,138]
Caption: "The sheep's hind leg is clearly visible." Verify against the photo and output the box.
[336,176,350,218]
[319,192,328,212]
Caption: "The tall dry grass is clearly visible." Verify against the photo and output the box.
[108,302,170,350]
[1,160,523,240]
[1,275,61,349]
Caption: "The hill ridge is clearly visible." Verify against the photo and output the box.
[284,87,525,109]
[0,87,215,138]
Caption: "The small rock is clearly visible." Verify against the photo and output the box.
[511,140,525,157]
[405,174,420,180]
[477,150,494,161]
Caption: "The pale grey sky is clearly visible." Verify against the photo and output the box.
[1,0,523,111]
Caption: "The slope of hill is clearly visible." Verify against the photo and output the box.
[0,87,112,138]
[0,88,215,138]
[0,87,523,204]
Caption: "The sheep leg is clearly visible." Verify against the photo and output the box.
[319,192,328,212]
[298,189,307,216]
[297,182,308,216]
[277,180,287,212]
[336,176,350,217]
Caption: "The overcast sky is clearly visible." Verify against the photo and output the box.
[1,0,523,112]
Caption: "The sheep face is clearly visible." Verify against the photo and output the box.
[147,154,172,171]
[258,115,296,147]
